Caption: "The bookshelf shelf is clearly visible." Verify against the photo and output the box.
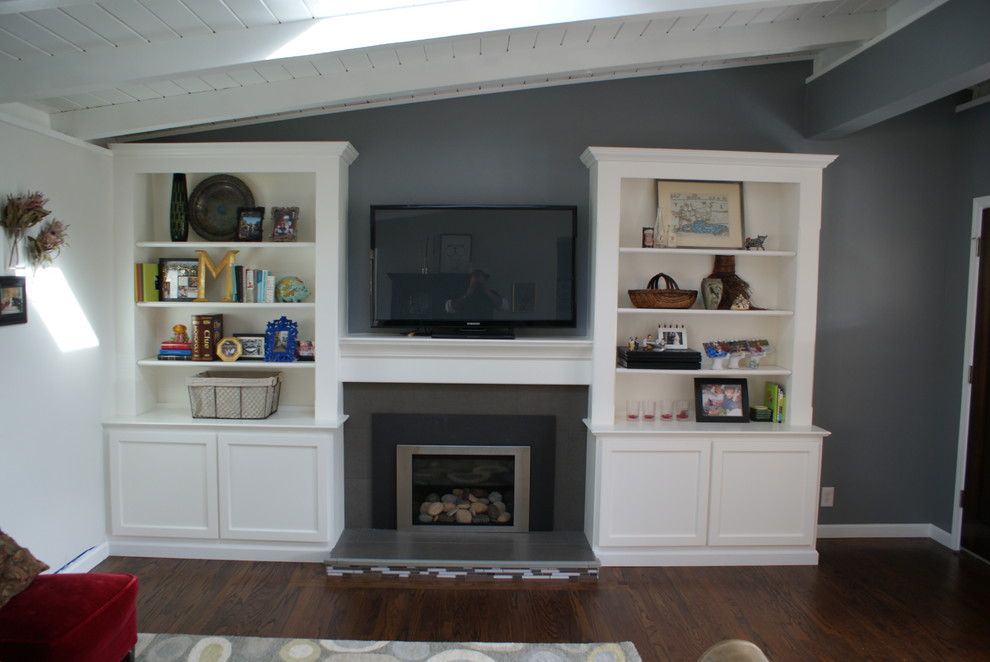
[137,302,315,309]
[137,241,315,249]
[137,358,316,369]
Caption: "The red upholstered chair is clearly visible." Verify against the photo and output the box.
[0,572,138,662]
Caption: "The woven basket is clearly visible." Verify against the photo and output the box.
[628,273,698,309]
[186,370,282,419]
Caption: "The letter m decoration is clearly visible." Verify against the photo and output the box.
[195,249,239,302]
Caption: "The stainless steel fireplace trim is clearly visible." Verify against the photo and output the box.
[396,444,531,533]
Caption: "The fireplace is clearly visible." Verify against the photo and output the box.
[371,413,556,531]
[396,444,531,532]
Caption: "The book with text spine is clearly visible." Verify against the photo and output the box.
[158,348,192,356]
[245,268,255,303]
[264,273,276,303]
[192,314,224,361]
[765,382,787,424]
[160,342,191,350]
[141,263,159,302]
[234,265,244,303]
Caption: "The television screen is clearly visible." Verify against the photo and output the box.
[371,205,576,331]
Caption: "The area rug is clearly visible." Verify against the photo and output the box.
[135,633,641,661]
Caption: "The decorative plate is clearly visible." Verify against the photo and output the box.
[188,174,254,241]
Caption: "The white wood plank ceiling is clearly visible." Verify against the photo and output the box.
[0,0,928,141]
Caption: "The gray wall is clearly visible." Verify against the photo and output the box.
[178,62,984,531]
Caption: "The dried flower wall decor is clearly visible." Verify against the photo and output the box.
[1,192,69,269]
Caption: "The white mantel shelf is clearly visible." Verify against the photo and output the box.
[584,419,831,437]
[339,335,593,385]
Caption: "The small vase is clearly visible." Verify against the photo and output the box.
[5,234,28,271]
[169,173,189,242]
[701,277,723,310]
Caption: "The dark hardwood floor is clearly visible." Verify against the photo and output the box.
[96,539,990,661]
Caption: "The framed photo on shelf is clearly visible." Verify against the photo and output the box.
[237,207,265,242]
[215,336,243,362]
[264,316,297,362]
[158,258,199,301]
[234,333,265,360]
[0,276,27,326]
[271,206,298,242]
[694,377,750,423]
[658,180,744,249]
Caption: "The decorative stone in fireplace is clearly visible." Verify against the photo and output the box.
[371,413,557,531]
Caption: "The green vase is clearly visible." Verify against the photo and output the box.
[169,173,189,242]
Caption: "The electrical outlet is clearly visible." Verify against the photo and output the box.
[820,486,835,507]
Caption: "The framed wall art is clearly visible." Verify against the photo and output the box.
[694,377,750,423]
[658,180,744,249]
[0,276,27,326]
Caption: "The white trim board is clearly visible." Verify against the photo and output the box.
[108,539,333,563]
[594,548,819,567]
[818,523,952,548]
[55,542,110,574]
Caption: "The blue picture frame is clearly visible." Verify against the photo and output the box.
[265,316,297,362]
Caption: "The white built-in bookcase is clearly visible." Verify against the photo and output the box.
[581,147,836,566]
[109,142,356,425]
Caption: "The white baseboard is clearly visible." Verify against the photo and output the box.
[817,523,954,549]
[109,539,332,562]
[57,542,110,573]
[594,547,818,567]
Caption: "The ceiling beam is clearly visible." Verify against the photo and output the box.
[805,0,990,138]
[0,0,825,102]
[51,12,880,140]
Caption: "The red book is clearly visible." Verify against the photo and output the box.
[160,342,192,349]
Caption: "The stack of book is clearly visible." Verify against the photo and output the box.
[616,347,702,370]
[238,268,277,303]
[765,382,787,423]
[157,341,191,361]
[192,314,224,361]
[134,263,159,302]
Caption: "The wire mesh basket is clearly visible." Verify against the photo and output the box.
[186,371,282,419]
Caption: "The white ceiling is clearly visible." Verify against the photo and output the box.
[0,0,940,141]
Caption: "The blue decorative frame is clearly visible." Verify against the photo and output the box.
[265,316,297,362]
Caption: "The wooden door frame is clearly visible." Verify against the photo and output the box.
[952,196,990,550]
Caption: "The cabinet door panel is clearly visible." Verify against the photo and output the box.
[109,429,218,538]
[599,438,710,546]
[709,439,821,546]
[218,432,329,542]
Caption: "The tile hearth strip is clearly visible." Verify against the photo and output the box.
[326,529,599,582]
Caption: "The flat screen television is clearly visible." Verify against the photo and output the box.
[371,205,577,336]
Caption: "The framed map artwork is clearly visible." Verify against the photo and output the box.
[657,180,744,249]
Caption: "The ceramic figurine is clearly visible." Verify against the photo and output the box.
[171,324,188,343]
[744,235,768,251]
[701,277,723,310]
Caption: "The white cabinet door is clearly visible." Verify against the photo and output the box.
[709,438,821,546]
[218,431,329,542]
[108,429,218,538]
[598,437,711,546]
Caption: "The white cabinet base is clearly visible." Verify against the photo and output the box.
[219,432,328,542]
[109,429,218,538]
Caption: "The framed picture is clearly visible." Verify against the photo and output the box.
[658,180,744,249]
[215,336,243,362]
[237,207,265,242]
[694,377,750,423]
[512,282,536,313]
[296,340,315,361]
[158,258,199,301]
[658,325,688,349]
[440,234,471,272]
[234,333,265,360]
[0,276,27,326]
[271,206,298,242]
[265,316,297,362]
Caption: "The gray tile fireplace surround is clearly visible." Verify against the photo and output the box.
[336,384,596,579]
[342,383,589,531]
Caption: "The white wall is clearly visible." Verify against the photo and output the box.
[0,116,112,570]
